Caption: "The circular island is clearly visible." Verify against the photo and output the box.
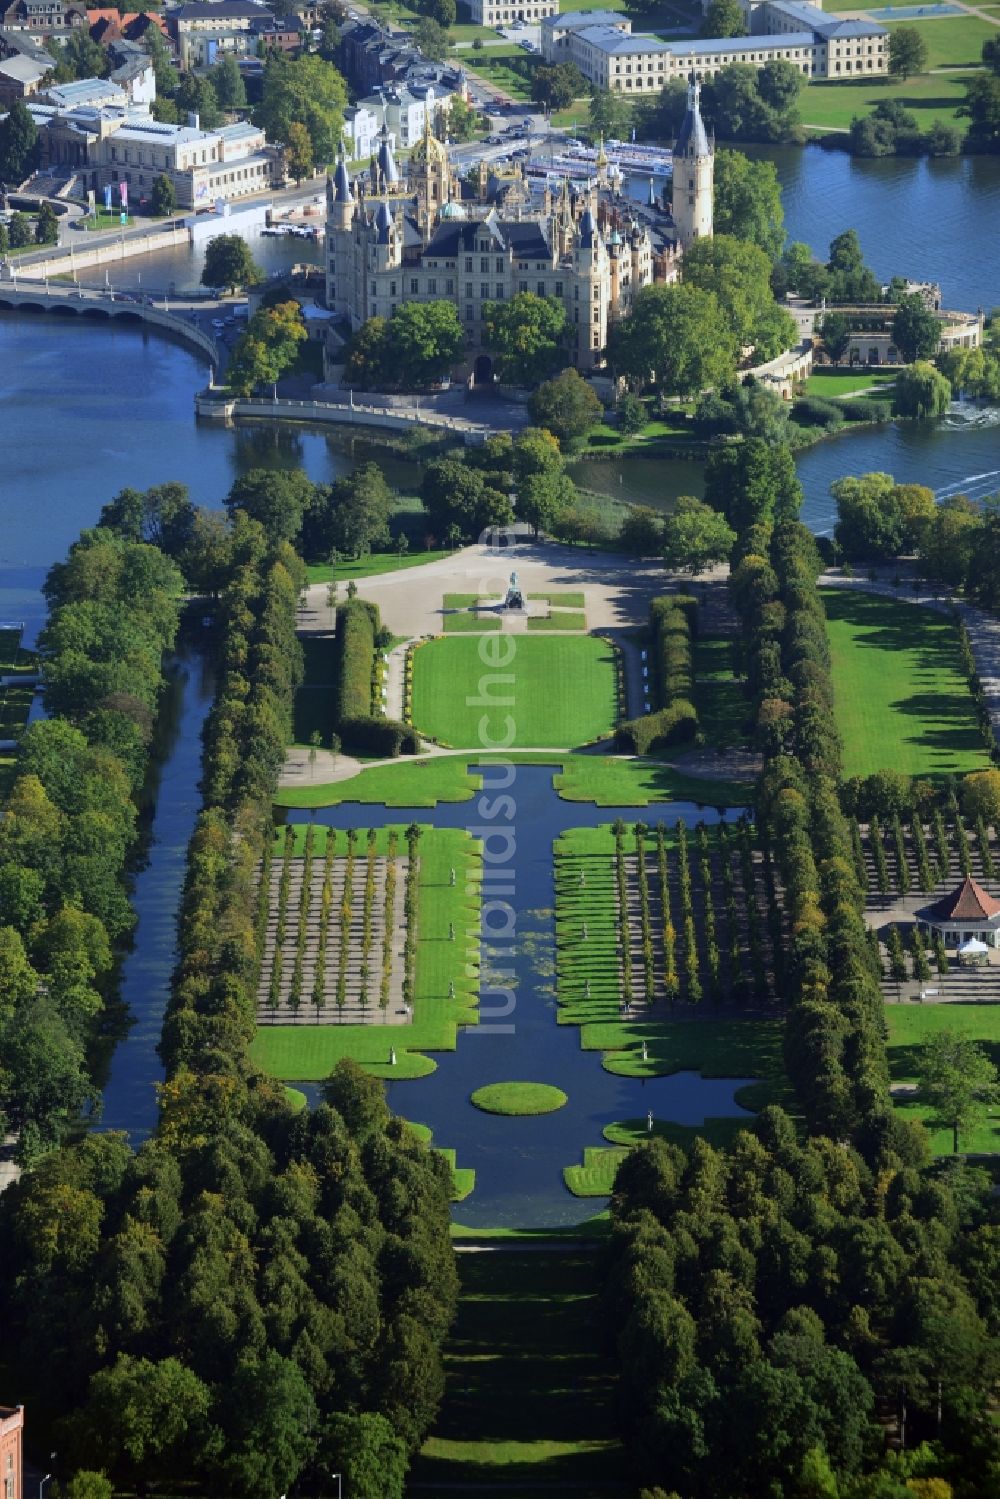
[470,1082,568,1116]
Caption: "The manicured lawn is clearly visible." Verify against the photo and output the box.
[249,826,480,1080]
[526,612,587,632]
[274,751,752,810]
[470,1081,568,1115]
[822,589,990,781]
[410,635,619,748]
[443,612,502,632]
[283,1086,307,1112]
[886,15,998,69]
[553,754,751,807]
[528,591,585,607]
[806,370,897,399]
[306,548,449,583]
[404,1121,475,1199]
[412,1251,624,1490]
[554,825,792,1109]
[885,1003,1000,1155]
[693,635,747,750]
[802,72,970,130]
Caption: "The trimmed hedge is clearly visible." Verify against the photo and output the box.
[333,597,421,755]
[649,593,698,710]
[338,715,421,757]
[333,598,378,721]
[615,699,698,754]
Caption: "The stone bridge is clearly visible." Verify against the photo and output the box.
[0,284,220,366]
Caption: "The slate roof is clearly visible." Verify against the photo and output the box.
[423,217,550,260]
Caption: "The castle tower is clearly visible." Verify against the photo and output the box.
[409,114,454,240]
[325,148,356,316]
[574,207,608,368]
[671,73,713,250]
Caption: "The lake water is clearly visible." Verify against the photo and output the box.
[3,143,998,1219]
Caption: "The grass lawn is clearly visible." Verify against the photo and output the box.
[822,589,991,781]
[554,824,791,1102]
[806,369,897,399]
[802,71,970,130]
[410,635,619,749]
[528,591,585,607]
[693,636,747,751]
[886,15,998,69]
[526,612,587,632]
[412,1251,624,1490]
[470,1081,568,1114]
[443,612,502,633]
[274,751,752,810]
[885,1002,1000,1155]
[249,826,480,1081]
[305,548,449,583]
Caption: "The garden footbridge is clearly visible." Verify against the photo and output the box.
[0,284,220,366]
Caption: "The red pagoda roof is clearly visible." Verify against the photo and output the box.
[926,875,1000,923]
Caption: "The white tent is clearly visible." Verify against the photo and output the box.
[958,937,990,966]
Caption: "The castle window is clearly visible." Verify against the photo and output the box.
[466,305,473,321]
[495,285,504,299]
[410,278,418,293]
[390,282,397,296]
[537,281,545,296]
[428,277,437,294]
[496,257,504,272]
[466,284,473,298]
[481,283,489,299]
[465,257,472,271]
[519,280,527,293]
[446,278,454,293]
[481,257,489,272]
[555,281,563,295]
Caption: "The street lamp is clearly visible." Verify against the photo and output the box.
[39,1474,53,1499]
[331,1475,342,1498]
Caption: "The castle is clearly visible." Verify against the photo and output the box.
[324,77,714,379]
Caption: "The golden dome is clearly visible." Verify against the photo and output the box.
[413,114,448,166]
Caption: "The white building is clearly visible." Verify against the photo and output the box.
[540,1,887,92]
[466,0,556,29]
[86,112,278,208]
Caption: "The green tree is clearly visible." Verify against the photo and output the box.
[920,1030,999,1153]
[61,1474,114,1499]
[819,311,851,365]
[226,299,306,395]
[616,391,646,435]
[0,997,94,1153]
[8,212,32,249]
[919,493,979,586]
[211,53,247,109]
[427,0,456,25]
[345,316,389,388]
[35,202,58,245]
[483,292,567,385]
[201,233,264,292]
[589,87,630,141]
[832,472,905,561]
[893,361,951,421]
[683,234,797,360]
[662,496,735,573]
[701,0,744,38]
[82,1355,215,1485]
[528,367,603,445]
[0,99,38,185]
[960,71,1000,145]
[142,27,178,96]
[324,1412,406,1499]
[175,73,221,130]
[150,173,176,216]
[961,769,1000,828]
[532,61,585,111]
[892,293,942,363]
[712,148,786,261]
[889,25,929,79]
[317,15,340,59]
[0,926,38,1027]
[413,15,449,60]
[513,427,575,535]
[607,282,736,397]
[0,222,8,255]
[256,52,348,164]
[984,35,1000,74]
[386,299,464,387]
[328,462,393,557]
[214,1352,316,1495]
[285,120,314,181]
[421,457,512,541]
[225,468,315,544]
[49,29,108,81]
[446,93,479,142]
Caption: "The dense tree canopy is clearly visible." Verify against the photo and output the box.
[682,234,798,360]
[483,292,568,386]
[201,234,263,293]
[712,149,786,261]
[606,282,737,397]
[527,368,603,445]
[255,52,348,163]
[345,301,464,390]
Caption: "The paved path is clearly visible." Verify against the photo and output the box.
[385,638,412,721]
[820,568,1000,745]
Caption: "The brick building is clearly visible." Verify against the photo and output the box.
[0,1406,23,1499]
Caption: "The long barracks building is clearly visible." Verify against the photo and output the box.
[541,0,887,93]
